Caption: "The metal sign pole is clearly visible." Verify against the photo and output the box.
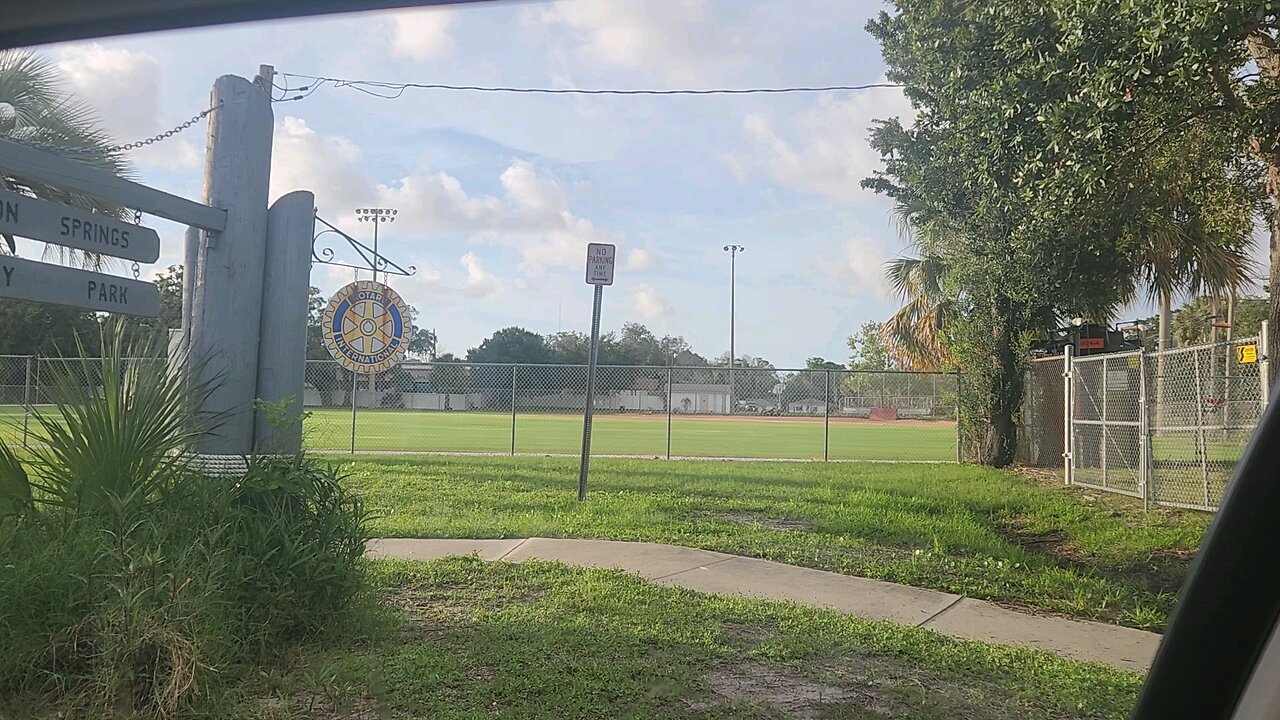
[350,369,358,454]
[578,283,604,501]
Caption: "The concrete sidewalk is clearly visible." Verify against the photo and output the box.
[368,537,1160,673]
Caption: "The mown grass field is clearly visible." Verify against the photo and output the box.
[304,407,959,461]
[0,405,957,461]
[219,558,1144,720]
[341,455,1211,630]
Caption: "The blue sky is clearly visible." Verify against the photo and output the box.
[39,0,919,367]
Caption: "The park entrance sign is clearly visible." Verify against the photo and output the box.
[322,280,413,375]
[0,134,224,320]
[1,254,159,316]
[0,189,161,263]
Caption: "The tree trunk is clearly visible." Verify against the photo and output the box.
[1158,289,1172,352]
[1245,31,1280,385]
[988,299,1021,468]
[1269,162,1280,386]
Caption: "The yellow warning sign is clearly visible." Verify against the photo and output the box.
[1127,355,1140,369]
[1237,344,1259,365]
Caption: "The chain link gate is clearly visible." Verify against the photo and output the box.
[1044,332,1269,512]
[1146,340,1265,511]
[1070,350,1146,500]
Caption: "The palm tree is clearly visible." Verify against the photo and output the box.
[1122,121,1263,352]
[879,198,962,372]
[0,50,130,264]
[882,253,955,371]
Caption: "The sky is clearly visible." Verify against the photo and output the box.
[30,1,936,366]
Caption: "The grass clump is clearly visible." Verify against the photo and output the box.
[0,324,370,718]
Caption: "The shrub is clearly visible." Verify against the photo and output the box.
[228,455,371,644]
[0,322,370,718]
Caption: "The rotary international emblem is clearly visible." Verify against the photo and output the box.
[322,280,413,374]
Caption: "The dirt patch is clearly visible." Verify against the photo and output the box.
[702,663,876,719]
[997,516,1192,600]
[269,691,382,720]
[695,653,1096,720]
[606,412,956,427]
[716,510,811,532]
[721,621,777,648]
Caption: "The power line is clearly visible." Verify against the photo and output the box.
[276,72,902,101]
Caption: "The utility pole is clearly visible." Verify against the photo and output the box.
[723,244,744,413]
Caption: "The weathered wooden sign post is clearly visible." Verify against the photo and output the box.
[0,65,316,461]
[578,242,616,501]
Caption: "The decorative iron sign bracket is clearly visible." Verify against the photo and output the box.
[311,213,416,277]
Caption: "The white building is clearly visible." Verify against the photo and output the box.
[671,383,731,414]
[788,398,828,414]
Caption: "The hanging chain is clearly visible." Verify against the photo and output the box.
[105,103,221,154]
[3,102,221,157]
[131,262,141,280]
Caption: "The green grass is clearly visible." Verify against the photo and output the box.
[341,455,1210,630]
[223,558,1143,719]
[304,408,958,461]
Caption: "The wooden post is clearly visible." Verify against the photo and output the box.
[185,71,274,455]
[254,190,315,454]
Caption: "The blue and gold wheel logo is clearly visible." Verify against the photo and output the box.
[322,280,413,374]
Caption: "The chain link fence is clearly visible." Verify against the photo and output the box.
[1018,333,1269,511]
[300,361,960,461]
[1,357,960,463]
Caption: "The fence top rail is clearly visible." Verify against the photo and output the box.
[1073,349,1144,362]
[1148,337,1260,358]
[304,358,960,376]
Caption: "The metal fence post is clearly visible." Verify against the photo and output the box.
[1063,345,1074,486]
[1101,356,1109,489]
[1194,350,1210,507]
[1262,321,1271,411]
[349,370,358,454]
[823,370,831,461]
[1139,350,1150,511]
[955,372,963,463]
[666,365,673,460]
[510,364,518,456]
[21,355,32,448]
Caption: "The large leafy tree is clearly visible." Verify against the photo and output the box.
[866,2,1265,464]
[865,3,1133,465]
[943,2,1275,371]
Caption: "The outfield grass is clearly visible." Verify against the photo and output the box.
[342,455,1210,629]
[221,558,1142,719]
[305,408,959,461]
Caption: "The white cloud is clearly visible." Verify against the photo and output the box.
[742,86,913,202]
[58,44,162,140]
[270,116,374,206]
[268,121,619,279]
[839,237,891,299]
[382,159,617,274]
[625,247,655,271]
[56,44,202,169]
[631,283,673,320]
[536,0,748,84]
[399,260,447,307]
[460,252,502,298]
[386,7,455,60]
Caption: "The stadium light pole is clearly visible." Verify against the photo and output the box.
[351,207,397,440]
[354,207,397,284]
[723,244,744,413]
